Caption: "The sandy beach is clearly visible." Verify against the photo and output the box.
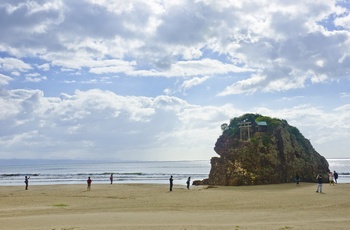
[0,182,349,230]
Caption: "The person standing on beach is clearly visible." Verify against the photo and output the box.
[24,176,30,190]
[334,171,338,184]
[87,177,92,190]
[169,175,173,192]
[294,174,300,186]
[110,173,113,184]
[186,177,191,190]
[328,172,335,185]
[316,174,323,193]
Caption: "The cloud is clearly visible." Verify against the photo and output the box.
[0,73,13,85]
[131,58,251,77]
[89,59,137,74]
[87,58,250,78]
[0,57,32,72]
[0,89,238,160]
[24,73,48,83]
[218,74,266,95]
[25,75,47,83]
[1,88,349,160]
[334,11,350,30]
[278,96,305,101]
[1,0,348,93]
[37,63,50,71]
[1,0,350,160]
[340,92,350,98]
[180,75,210,91]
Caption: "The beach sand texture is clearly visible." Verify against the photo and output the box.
[0,183,349,230]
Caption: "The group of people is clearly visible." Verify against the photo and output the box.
[25,171,340,191]
[24,173,192,191]
[86,173,114,190]
[294,170,339,193]
[169,175,191,192]
[87,174,113,191]
[316,170,339,193]
[88,175,191,192]
[327,171,338,185]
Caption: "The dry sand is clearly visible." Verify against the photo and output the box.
[0,182,349,230]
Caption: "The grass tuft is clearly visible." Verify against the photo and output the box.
[53,203,69,208]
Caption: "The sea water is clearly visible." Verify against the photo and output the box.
[0,160,210,186]
[327,159,350,183]
[0,159,349,186]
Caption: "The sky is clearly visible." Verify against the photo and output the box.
[0,0,350,161]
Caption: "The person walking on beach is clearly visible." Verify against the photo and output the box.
[328,172,334,185]
[169,175,173,192]
[186,177,191,190]
[110,173,113,184]
[24,176,30,190]
[316,174,323,193]
[334,171,338,184]
[87,177,92,190]
[294,174,300,186]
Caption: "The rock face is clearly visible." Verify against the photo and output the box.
[208,114,329,186]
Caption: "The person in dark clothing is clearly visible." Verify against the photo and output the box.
[334,171,338,184]
[169,175,173,192]
[316,174,323,193]
[87,177,92,190]
[24,176,30,190]
[110,173,113,184]
[294,174,300,186]
[186,177,191,190]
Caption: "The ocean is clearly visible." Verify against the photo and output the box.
[0,160,210,186]
[0,159,349,186]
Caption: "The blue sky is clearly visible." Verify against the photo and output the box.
[1,0,350,161]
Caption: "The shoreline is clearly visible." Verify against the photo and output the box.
[1,178,349,187]
[1,183,350,229]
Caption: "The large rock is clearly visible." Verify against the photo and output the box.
[208,114,329,186]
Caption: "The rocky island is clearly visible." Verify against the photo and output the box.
[200,113,329,186]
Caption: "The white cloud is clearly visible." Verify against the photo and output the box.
[0,57,32,72]
[340,92,350,98]
[1,88,349,160]
[132,59,251,77]
[218,74,265,95]
[25,75,47,83]
[37,63,50,71]
[180,76,210,91]
[1,0,350,160]
[11,71,20,77]
[278,96,305,101]
[89,59,137,74]
[0,73,13,85]
[0,0,348,92]
[334,12,350,30]
[0,89,235,160]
